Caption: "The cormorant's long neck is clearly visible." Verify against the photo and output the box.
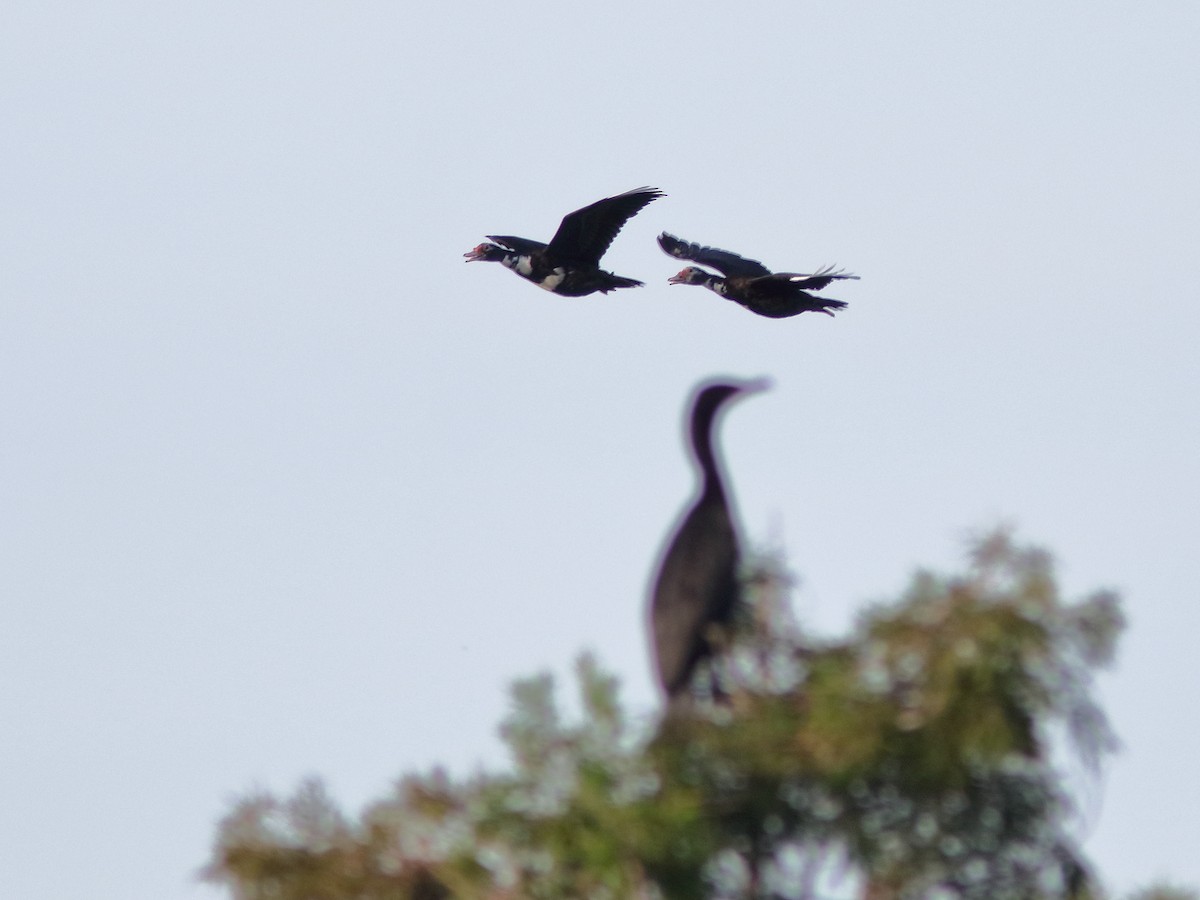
[691,402,727,502]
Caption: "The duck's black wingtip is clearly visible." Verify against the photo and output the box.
[657,231,687,256]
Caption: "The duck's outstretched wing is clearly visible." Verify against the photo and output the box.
[657,232,772,278]
[547,187,665,266]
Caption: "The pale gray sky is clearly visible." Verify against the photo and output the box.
[3,3,1198,898]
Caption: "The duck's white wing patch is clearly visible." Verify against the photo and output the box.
[538,268,566,291]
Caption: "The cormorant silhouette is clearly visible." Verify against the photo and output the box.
[650,378,769,704]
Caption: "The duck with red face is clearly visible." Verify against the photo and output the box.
[464,187,665,297]
[659,231,857,319]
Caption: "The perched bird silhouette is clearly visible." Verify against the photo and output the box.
[658,232,857,318]
[464,187,665,296]
[650,378,769,704]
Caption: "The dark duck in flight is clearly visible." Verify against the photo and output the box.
[650,378,769,706]
[464,187,665,296]
[658,232,857,318]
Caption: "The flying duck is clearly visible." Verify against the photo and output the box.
[464,187,665,296]
[658,232,857,318]
[650,378,769,705]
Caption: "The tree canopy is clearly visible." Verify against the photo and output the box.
[206,531,1153,900]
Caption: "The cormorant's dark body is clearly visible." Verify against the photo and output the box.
[650,379,767,703]
[658,232,857,318]
[465,187,664,296]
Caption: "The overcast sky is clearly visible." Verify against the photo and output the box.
[3,3,1199,898]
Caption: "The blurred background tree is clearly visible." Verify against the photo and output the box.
[205,531,1178,899]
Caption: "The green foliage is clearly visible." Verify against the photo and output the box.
[207,531,1137,900]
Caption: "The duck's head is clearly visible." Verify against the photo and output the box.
[667,266,710,286]
[463,242,507,262]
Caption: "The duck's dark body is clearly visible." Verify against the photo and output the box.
[658,232,857,318]
[650,379,767,703]
[465,187,664,296]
